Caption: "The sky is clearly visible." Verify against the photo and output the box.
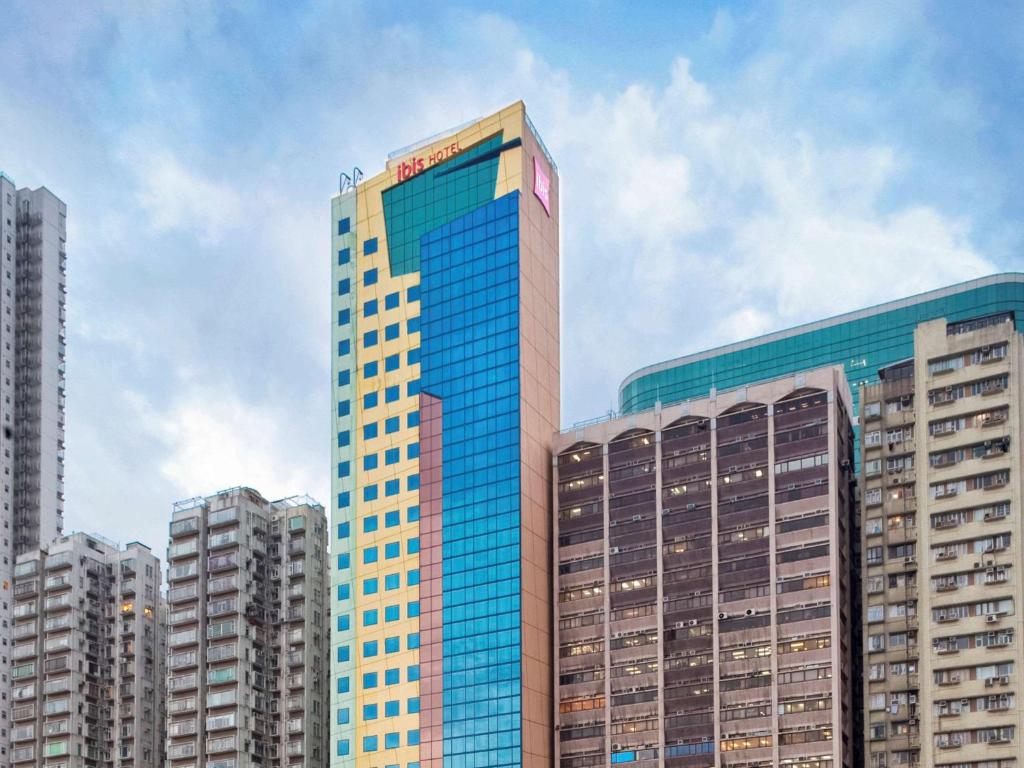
[1,0,1023,557]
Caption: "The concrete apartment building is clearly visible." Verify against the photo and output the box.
[165,487,328,768]
[0,172,67,764]
[9,533,164,767]
[553,367,856,768]
[861,313,1023,768]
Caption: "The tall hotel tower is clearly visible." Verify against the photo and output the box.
[0,172,67,766]
[861,313,1024,768]
[330,102,559,768]
[553,368,856,768]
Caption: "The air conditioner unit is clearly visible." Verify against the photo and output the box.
[987,614,999,624]
[744,608,755,617]
[1000,675,1010,685]
[718,612,729,620]
[687,619,699,627]
[609,547,620,555]
[986,677,996,687]
[686,503,696,511]
[632,515,641,522]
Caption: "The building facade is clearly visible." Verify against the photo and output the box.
[618,274,1024,430]
[330,102,559,768]
[861,314,1023,768]
[164,487,328,768]
[554,367,856,768]
[0,172,67,765]
[9,533,164,767]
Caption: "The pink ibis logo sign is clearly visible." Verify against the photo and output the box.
[533,156,551,216]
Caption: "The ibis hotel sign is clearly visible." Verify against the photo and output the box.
[394,142,461,183]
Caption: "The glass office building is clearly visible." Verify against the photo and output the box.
[330,103,560,768]
[620,274,1024,425]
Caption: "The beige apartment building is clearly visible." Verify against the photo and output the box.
[9,533,165,767]
[861,313,1022,768]
[164,487,328,768]
[553,367,856,768]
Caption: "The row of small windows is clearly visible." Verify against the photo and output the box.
[336,570,420,600]
[336,665,420,693]
[336,698,418,725]
[337,348,422,374]
[337,305,421,330]
[336,735,419,756]
[338,450,419,474]
[338,280,421,305]
[337,411,420,447]
[335,633,420,661]
[358,475,421,499]
[336,538,420,568]
[335,602,421,631]
[337,507,419,538]
[336,381,421,416]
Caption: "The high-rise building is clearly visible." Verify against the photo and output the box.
[553,367,856,768]
[9,533,164,768]
[164,487,328,768]
[0,171,66,766]
[860,313,1023,768]
[330,102,559,768]
[618,274,1024,432]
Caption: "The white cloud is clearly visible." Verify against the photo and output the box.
[128,386,326,505]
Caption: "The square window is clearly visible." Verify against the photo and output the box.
[407,317,420,334]
[364,330,379,347]
[407,475,419,492]
[337,461,350,478]
[407,570,420,586]
[337,676,350,693]
[364,423,378,440]
[338,247,350,265]
[363,391,379,409]
[385,448,400,465]
[364,299,378,317]
[385,510,400,528]
[407,412,420,428]
[338,370,351,386]
[407,697,420,713]
[337,614,350,631]
[384,573,400,591]
[384,605,400,622]
[363,515,378,533]
[385,292,400,310]
[337,400,350,417]
[337,522,350,539]
[337,583,350,601]
[364,238,378,255]
[385,732,400,749]
[338,308,351,325]
[337,554,350,570]
[338,491,350,508]
[363,547,378,564]
[363,578,378,596]
[385,354,400,372]
[363,610,378,627]
[384,542,400,559]
[407,348,420,365]
[384,668,400,685]
[407,730,420,746]
[337,645,350,662]
[337,739,350,756]
[384,479,400,497]
[407,285,420,302]
[407,633,420,650]
[363,735,378,752]
[338,430,351,447]
[385,700,400,717]
[385,416,400,433]
[364,361,379,379]
[362,485,378,502]
[407,443,420,460]
[407,505,420,522]
[407,379,420,396]
[363,454,378,471]
[338,217,350,235]
[338,278,351,296]
[385,323,400,341]
[407,664,419,681]
[337,339,350,356]
[385,636,400,653]
[363,703,378,720]
[364,268,378,285]
[338,708,350,725]
[407,602,420,619]
[385,385,400,403]
[407,537,420,554]
[363,640,378,656]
